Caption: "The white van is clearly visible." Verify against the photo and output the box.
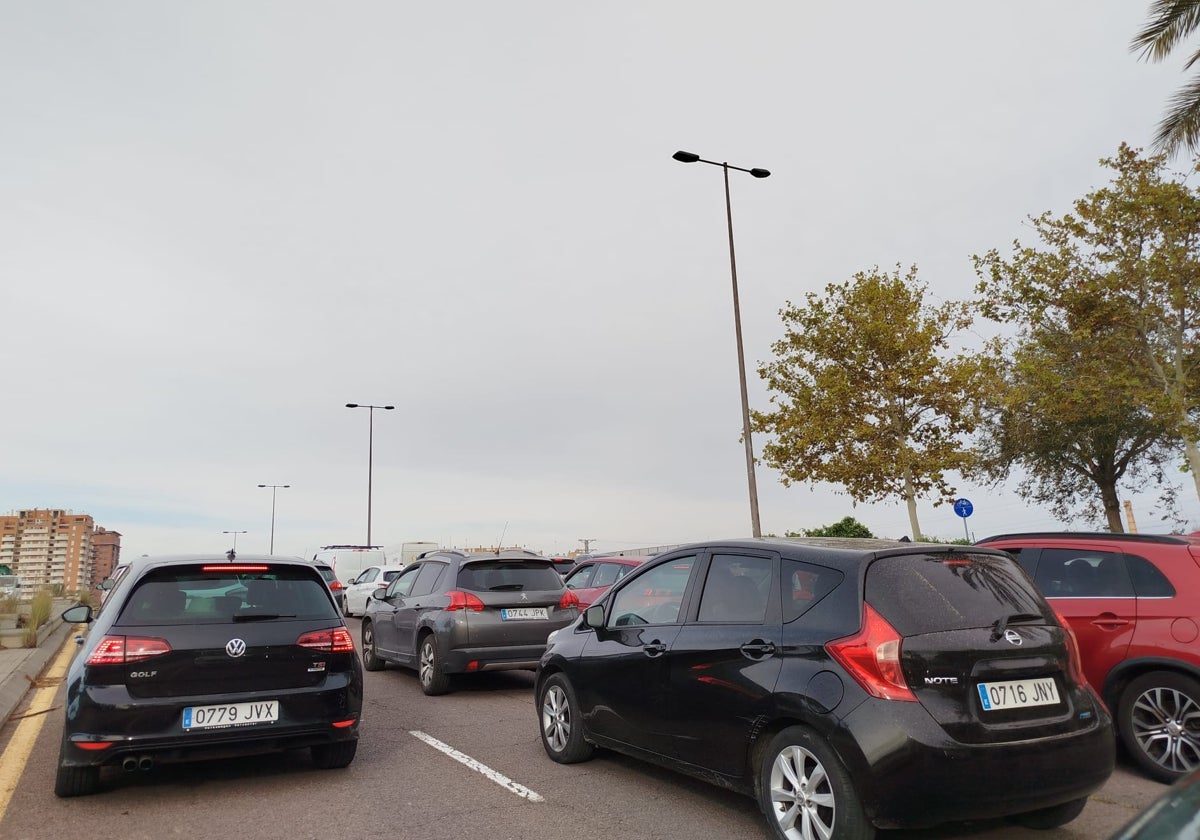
[312,545,388,585]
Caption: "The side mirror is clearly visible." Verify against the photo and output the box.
[98,579,114,591]
[371,589,387,601]
[584,604,605,629]
[62,604,93,624]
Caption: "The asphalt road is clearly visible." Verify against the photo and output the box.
[0,618,1170,840]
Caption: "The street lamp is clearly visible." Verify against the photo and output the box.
[222,530,247,552]
[257,484,290,554]
[345,403,394,547]
[672,149,770,538]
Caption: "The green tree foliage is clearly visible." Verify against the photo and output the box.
[1132,0,1200,156]
[754,265,995,540]
[786,516,875,538]
[975,144,1200,512]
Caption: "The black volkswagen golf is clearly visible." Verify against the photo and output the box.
[55,554,363,797]
[535,538,1115,840]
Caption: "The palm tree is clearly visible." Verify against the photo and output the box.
[1132,0,1200,155]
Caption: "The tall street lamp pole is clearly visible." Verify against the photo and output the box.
[672,149,770,538]
[222,530,247,552]
[345,403,394,547]
[257,484,290,554]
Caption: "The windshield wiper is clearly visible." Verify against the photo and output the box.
[233,612,295,622]
[488,584,524,591]
[991,612,1044,642]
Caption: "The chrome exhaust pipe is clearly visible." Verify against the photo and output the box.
[138,755,153,771]
[122,756,138,772]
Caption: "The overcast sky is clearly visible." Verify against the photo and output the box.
[2,2,1194,560]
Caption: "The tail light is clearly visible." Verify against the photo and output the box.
[445,591,485,611]
[826,604,916,702]
[329,580,344,591]
[558,590,579,609]
[202,565,268,573]
[86,635,172,666]
[296,627,355,653]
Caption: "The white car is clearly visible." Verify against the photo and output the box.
[342,564,406,617]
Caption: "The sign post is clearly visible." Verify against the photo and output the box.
[953,498,974,542]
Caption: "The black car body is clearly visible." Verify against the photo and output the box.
[361,549,578,694]
[55,554,362,797]
[536,538,1115,839]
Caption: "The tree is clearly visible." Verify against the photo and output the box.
[973,319,1178,531]
[786,516,875,539]
[753,265,995,540]
[1132,0,1200,156]
[975,144,1200,509]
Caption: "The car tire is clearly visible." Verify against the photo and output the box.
[343,600,353,618]
[418,634,452,696]
[311,739,358,769]
[1118,671,1200,783]
[758,726,873,840]
[361,620,385,672]
[54,756,99,798]
[538,673,594,764]
[1008,796,1088,829]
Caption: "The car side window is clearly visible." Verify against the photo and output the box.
[609,556,696,627]
[1035,549,1134,598]
[781,559,843,623]
[359,568,379,584]
[591,563,623,588]
[697,554,770,623]
[565,565,596,590]
[410,562,447,597]
[1127,554,1175,597]
[387,566,422,598]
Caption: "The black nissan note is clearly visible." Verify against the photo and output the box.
[55,554,363,797]
[535,537,1115,840]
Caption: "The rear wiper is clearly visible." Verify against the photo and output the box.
[488,584,524,591]
[233,612,295,622]
[991,612,1044,642]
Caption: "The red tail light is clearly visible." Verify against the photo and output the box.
[296,627,355,653]
[558,590,579,609]
[329,580,344,591]
[86,635,172,666]
[445,590,486,611]
[826,604,916,702]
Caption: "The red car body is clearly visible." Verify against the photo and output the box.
[562,556,650,610]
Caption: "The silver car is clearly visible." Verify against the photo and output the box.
[360,549,578,694]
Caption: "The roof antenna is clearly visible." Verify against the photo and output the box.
[496,521,508,552]
[227,548,236,561]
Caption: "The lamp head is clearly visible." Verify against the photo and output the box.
[345,403,359,408]
[672,150,700,163]
[750,168,771,179]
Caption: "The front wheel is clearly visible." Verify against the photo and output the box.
[361,621,384,671]
[418,635,452,695]
[538,673,594,764]
[1118,671,1200,783]
[1008,796,1088,829]
[758,726,873,840]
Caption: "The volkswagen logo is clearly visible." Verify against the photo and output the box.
[1003,629,1023,646]
[225,638,247,658]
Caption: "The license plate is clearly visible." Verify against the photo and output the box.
[182,700,279,730]
[976,678,1060,711]
[500,607,548,621]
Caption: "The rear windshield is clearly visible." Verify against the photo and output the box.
[457,561,564,592]
[116,564,340,625]
[866,552,1051,635]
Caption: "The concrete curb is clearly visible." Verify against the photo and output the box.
[0,617,76,728]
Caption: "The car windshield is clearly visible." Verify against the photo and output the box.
[456,561,563,592]
[116,565,340,625]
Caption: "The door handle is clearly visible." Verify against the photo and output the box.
[643,642,668,658]
[740,641,777,659]
[1091,617,1130,629]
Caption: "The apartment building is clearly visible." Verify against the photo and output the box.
[0,509,99,597]
[91,526,122,590]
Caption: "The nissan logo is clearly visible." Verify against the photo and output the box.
[1003,629,1023,646]
[226,638,247,658]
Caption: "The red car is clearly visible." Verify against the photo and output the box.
[562,556,650,610]
[976,531,1200,783]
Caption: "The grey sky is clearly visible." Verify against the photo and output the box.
[1,2,1190,559]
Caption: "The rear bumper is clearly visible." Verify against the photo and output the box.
[839,699,1116,829]
[441,644,547,674]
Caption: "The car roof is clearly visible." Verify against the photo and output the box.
[976,531,1200,546]
[577,555,651,566]
[655,537,1009,572]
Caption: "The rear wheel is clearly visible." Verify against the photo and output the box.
[418,635,452,695]
[1118,671,1200,783]
[361,621,384,671]
[1008,796,1088,829]
[54,751,99,798]
[311,739,358,769]
[538,673,594,764]
[758,726,873,840]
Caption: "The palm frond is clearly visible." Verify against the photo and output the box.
[1153,73,1200,154]
[1132,0,1200,61]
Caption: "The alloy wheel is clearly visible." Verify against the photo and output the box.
[541,684,570,753]
[1131,685,1200,775]
[769,744,836,840]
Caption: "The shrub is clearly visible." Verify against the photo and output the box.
[0,594,18,614]
[22,589,53,648]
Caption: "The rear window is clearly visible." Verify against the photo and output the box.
[457,561,564,592]
[116,564,340,625]
[866,552,1051,635]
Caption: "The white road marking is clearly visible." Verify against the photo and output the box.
[410,730,545,802]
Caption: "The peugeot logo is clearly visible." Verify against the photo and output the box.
[225,638,247,658]
[1003,629,1023,646]
[520,593,529,602]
